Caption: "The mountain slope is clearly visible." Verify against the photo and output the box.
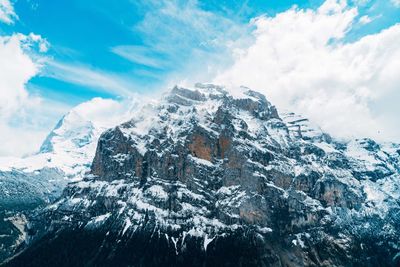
[4,84,400,266]
[0,97,139,262]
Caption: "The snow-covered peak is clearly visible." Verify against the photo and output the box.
[40,97,140,153]
[39,111,96,154]
[0,97,141,176]
[113,83,280,158]
[170,83,274,105]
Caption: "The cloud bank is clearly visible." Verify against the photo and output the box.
[215,0,400,142]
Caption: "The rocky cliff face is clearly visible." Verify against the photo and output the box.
[4,84,400,267]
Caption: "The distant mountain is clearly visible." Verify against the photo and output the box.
[0,97,139,262]
[4,84,400,266]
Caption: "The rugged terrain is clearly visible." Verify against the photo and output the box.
[3,84,400,266]
[0,98,138,262]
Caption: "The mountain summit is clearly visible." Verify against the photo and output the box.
[4,84,400,267]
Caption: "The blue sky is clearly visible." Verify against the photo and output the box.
[2,0,398,106]
[0,0,399,156]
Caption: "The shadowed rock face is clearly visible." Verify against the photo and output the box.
[4,84,400,267]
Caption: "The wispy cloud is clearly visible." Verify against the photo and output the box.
[111,0,251,86]
[134,0,247,55]
[0,0,17,24]
[44,60,136,97]
[111,45,166,69]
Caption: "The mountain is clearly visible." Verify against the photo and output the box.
[0,97,139,262]
[3,84,400,266]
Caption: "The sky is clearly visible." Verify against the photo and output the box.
[0,0,399,157]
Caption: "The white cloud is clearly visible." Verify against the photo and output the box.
[0,4,62,157]
[0,33,63,157]
[0,35,37,120]
[0,0,17,24]
[0,33,49,121]
[359,15,372,24]
[215,0,400,142]
[70,97,141,128]
[0,126,48,157]
[391,0,400,8]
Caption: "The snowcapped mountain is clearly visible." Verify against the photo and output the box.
[0,97,139,176]
[5,84,400,266]
[0,97,140,261]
